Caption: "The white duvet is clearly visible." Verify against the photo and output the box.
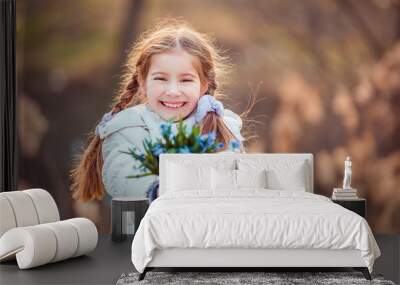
[131,189,381,273]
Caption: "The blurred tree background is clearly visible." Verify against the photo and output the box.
[16,0,400,234]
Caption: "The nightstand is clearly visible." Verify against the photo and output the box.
[111,197,149,242]
[331,198,366,218]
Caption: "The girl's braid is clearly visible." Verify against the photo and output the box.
[112,72,140,114]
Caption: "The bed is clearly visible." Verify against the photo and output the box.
[131,153,381,281]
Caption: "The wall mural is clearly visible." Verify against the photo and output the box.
[17,0,400,234]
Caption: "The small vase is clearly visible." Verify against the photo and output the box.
[146,177,159,203]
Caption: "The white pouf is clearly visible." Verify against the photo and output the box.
[0,189,60,236]
[0,189,98,269]
[0,218,98,269]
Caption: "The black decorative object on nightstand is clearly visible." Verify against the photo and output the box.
[332,198,366,218]
[111,197,149,242]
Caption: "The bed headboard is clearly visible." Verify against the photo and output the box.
[159,153,314,195]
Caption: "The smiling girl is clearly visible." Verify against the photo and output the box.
[71,19,247,202]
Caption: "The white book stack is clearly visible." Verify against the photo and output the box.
[332,188,358,200]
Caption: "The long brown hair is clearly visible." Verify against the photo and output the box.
[71,18,251,202]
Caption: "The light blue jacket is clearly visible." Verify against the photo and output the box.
[96,103,245,200]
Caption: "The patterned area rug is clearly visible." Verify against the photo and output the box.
[116,271,396,285]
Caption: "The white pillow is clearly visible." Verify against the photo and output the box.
[212,168,237,190]
[236,169,267,189]
[237,159,309,191]
[211,168,268,190]
[167,162,212,191]
[266,166,307,191]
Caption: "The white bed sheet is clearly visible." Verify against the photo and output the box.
[131,189,381,273]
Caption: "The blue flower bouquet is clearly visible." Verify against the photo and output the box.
[120,118,240,202]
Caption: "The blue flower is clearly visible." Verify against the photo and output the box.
[200,134,208,140]
[207,131,217,144]
[152,144,165,156]
[197,135,209,152]
[178,146,191,153]
[198,131,217,150]
[160,123,172,137]
[228,139,241,151]
[216,142,225,150]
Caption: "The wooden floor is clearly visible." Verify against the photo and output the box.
[0,235,398,285]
